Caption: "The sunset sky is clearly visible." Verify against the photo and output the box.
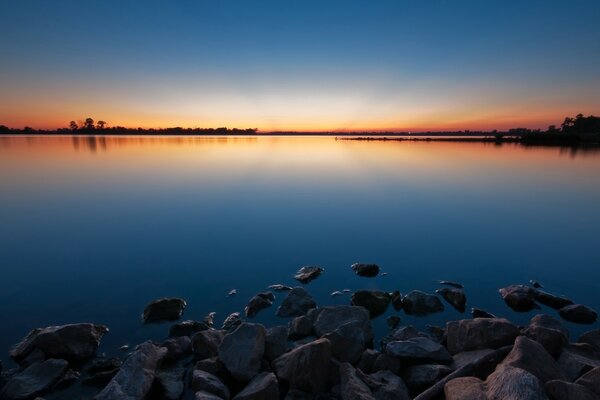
[1,0,599,132]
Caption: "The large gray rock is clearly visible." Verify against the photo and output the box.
[273,338,332,393]
[402,290,444,316]
[265,326,289,361]
[559,304,598,324]
[245,292,275,318]
[501,336,564,383]
[94,341,167,400]
[218,323,266,382]
[499,285,538,312]
[339,362,375,400]
[10,323,108,363]
[350,291,391,318]
[142,297,186,323]
[0,358,68,400]
[385,336,452,363]
[276,287,316,317]
[444,376,488,400]
[557,344,600,381]
[523,314,569,358]
[436,288,467,313]
[372,354,401,375]
[486,366,548,400]
[446,318,520,354]
[576,367,600,396]
[545,380,599,400]
[294,266,324,284]
[192,369,230,400]
[402,363,452,392]
[233,372,279,400]
[192,329,226,359]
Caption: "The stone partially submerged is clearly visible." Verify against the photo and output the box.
[244,292,275,318]
[499,285,538,312]
[350,290,391,318]
[142,297,187,323]
[446,318,520,354]
[436,288,467,313]
[559,304,598,324]
[402,290,444,316]
[293,266,324,284]
[351,263,380,277]
[276,287,316,317]
[0,358,68,400]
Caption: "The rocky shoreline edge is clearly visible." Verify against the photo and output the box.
[0,264,599,400]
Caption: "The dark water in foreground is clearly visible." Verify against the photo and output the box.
[0,135,599,365]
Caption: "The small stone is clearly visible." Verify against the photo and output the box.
[350,263,380,277]
[169,320,209,337]
[268,284,293,291]
[228,289,237,297]
[439,280,464,289]
[534,290,573,309]
[142,297,186,323]
[294,266,324,284]
[390,291,403,311]
[245,292,275,318]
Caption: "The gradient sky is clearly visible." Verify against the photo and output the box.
[1,0,599,131]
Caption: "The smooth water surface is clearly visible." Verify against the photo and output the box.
[1,135,599,362]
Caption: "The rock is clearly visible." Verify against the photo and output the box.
[579,330,600,352]
[268,284,293,291]
[523,314,569,358]
[265,326,288,361]
[380,326,423,351]
[402,364,452,392]
[386,316,401,330]
[0,359,68,400]
[452,349,495,370]
[385,336,452,363]
[501,336,564,383]
[156,364,186,400]
[557,345,600,381]
[273,338,332,392]
[162,335,192,361]
[559,304,598,324]
[195,391,224,400]
[357,349,379,373]
[222,313,242,331]
[534,290,573,310]
[195,357,229,380]
[83,369,119,387]
[436,288,467,313]
[446,318,520,354]
[10,323,108,363]
[245,292,275,318]
[204,312,216,328]
[351,263,379,277]
[276,287,317,317]
[94,341,167,400]
[323,320,371,364]
[425,325,445,343]
[228,289,237,297]
[402,290,444,316]
[192,369,230,400]
[289,316,313,340]
[142,297,186,323]
[499,285,539,312]
[350,290,391,318]
[169,320,209,337]
[294,266,324,284]
[339,362,375,400]
[545,379,598,400]
[372,354,401,375]
[530,280,543,288]
[233,372,279,400]
[390,291,403,311]
[444,376,487,400]
[576,367,600,396]
[485,366,548,400]
[53,369,79,390]
[439,280,464,289]
[365,370,410,400]
[218,323,266,381]
[192,329,226,360]
[331,291,343,297]
[87,357,123,375]
[471,307,496,318]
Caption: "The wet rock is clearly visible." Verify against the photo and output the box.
[273,338,332,393]
[364,370,410,400]
[534,290,573,310]
[218,323,266,381]
[499,285,539,312]
[310,306,372,340]
[192,330,226,360]
[579,330,600,352]
[265,326,289,361]
[350,290,391,318]
[222,312,242,331]
[204,312,216,328]
[385,336,452,363]
[331,291,343,297]
[386,316,401,330]
[53,369,79,390]
[357,349,379,373]
[530,280,543,288]
[372,353,401,375]
[192,369,230,400]
[446,318,520,354]
[557,344,600,381]
[294,266,324,284]
[142,297,187,323]
[471,307,496,318]
[339,362,375,400]
[390,291,403,311]
[559,304,598,324]
[436,288,467,313]
[276,287,317,317]
[402,364,452,392]
[523,314,569,358]
[233,372,279,400]
[351,263,379,278]
[245,292,275,318]
[323,320,372,364]
[94,341,167,400]
[425,325,445,343]
[501,336,564,383]
[162,335,192,361]
[289,316,313,340]
[10,323,108,363]
[268,284,293,291]
[576,367,600,396]
[402,290,444,316]
[0,358,68,400]
[439,280,464,289]
[486,366,548,400]
[444,376,487,400]
[545,379,598,400]
[156,364,186,400]
[169,320,209,337]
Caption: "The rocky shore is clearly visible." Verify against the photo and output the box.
[0,264,599,400]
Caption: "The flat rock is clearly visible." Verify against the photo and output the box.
[501,336,564,383]
[523,314,569,358]
[273,338,332,393]
[192,369,230,400]
[485,366,548,400]
[142,297,186,323]
[294,266,324,284]
[545,379,599,400]
[576,367,600,396]
[192,329,226,360]
[218,323,266,381]
[245,292,275,318]
[10,323,108,363]
[0,358,68,400]
[265,325,289,361]
[444,376,487,400]
[471,307,496,318]
[169,320,209,337]
[499,285,538,312]
[233,371,279,400]
[276,287,317,317]
[402,290,444,316]
[436,288,467,313]
[446,318,520,354]
[559,304,598,324]
[94,341,167,400]
[385,336,452,363]
[534,290,574,310]
[339,362,375,400]
[351,263,380,277]
[350,290,391,318]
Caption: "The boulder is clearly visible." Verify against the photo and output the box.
[557,345,600,381]
[156,364,186,400]
[579,330,600,352]
[192,369,230,400]
[523,314,569,358]
[94,341,167,400]
[485,366,548,400]
[351,263,380,277]
[350,291,391,318]
[471,308,496,319]
[265,326,289,361]
[372,354,401,375]
[170,320,209,337]
[273,338,332,393]
[276,287,317,317]
[436,288,467,313]
[233,372,279,400]
[364,370,410,400]
[83,358,122,387]
[452,349,495,370]
[142,298,186,323]
[499,285,538,312]
[323,320,371,364]
[501,336,564,383]
[161,335,192,361]
[576,367,600,396]
[390,291,403,311]
[559,304,598,324]
[0,359,68,400]
[195,357,229,380]
[294,266,324,284]
[446,318,519,354]
[222,313,243,331]
[385,337,452,363]
[533,290,573,310]
[380,326,423,351]
[545,379,598,400]
[310,306,373,341]
[402,363,452,392]
[245,292,275,318]
[339,362,375,400]
[10,323,108,363]
[289,316,313,340]
[444,376,487,400]
[192,329,226,359]
[402,290,444,316]
[218,323,266,382]
[357,349,379,373]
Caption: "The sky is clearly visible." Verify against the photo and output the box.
[0,0,599,132]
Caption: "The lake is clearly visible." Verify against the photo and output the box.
[0,135,599,363]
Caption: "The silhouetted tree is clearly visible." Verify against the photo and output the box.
[96,120,107,129]
[69,121,78,130]
[83,118,95,130]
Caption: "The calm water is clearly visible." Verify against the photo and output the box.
[1,135,599,364]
